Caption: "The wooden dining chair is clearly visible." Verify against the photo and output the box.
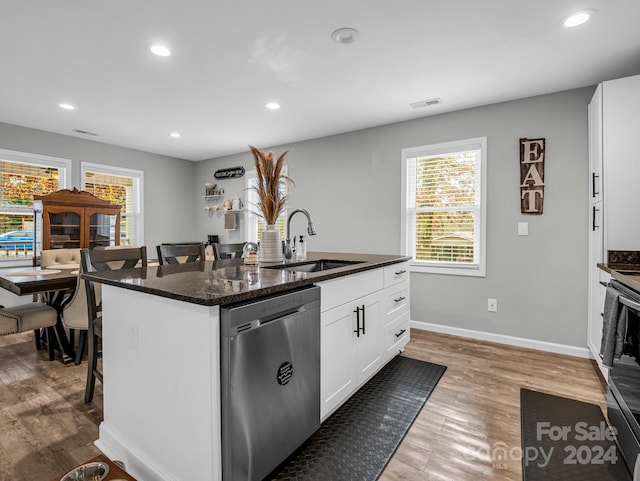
[156,243,206,265]
[212,242,246,260]
[80,246,147,403]
[0,302,58,359]
[40,248,87,364]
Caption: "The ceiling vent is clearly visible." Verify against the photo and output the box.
[409,98,442,109]
[73,129,99,137]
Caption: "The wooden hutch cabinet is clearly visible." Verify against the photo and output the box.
[33,188,121,251]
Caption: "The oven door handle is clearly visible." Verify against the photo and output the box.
[619,295,640,312]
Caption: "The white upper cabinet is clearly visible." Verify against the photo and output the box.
[602,74,640,250]
[588,84,603,205]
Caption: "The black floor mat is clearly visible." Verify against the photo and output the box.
[268,355,446,481]
[520,388,631,481]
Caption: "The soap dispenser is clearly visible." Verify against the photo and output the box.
[297,235,306,261]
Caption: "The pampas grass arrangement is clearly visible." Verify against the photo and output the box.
[249,145,294,225]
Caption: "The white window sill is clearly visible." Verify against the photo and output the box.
[409,261,486,277]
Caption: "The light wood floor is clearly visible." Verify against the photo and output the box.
[0,328,607,481]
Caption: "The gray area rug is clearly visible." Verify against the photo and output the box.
[269,355,446,481]
[520,388,631,481]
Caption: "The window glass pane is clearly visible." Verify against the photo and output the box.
[415,210,475,263]
[84,172,134,212]
[0,214,34,259]
[246,168,288,243]
[84,169,140,246]
[403,137,485,275]
[1,160,59,207]
[414,151,478,208]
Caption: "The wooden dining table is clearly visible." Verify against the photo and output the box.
[0,265,78,363]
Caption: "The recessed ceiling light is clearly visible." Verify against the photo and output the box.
[331,27,359,44]
[265,102,281,110]
[563,9,596,27]
[149,44,171,57]
[169,132,181,138]
[58,103,76,110]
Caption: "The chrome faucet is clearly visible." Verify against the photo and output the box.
[285,209,316,261]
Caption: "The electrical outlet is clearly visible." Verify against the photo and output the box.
[488,298,498,312]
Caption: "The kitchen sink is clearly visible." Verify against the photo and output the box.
[265,259,364,273]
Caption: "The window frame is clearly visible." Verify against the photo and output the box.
[401,137,487,277]
[81,162,144,247]
[0,148,71,265]
[245,166,288,244]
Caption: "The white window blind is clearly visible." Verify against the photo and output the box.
[0,149,70,263]
[245,167,288,244]
[82,163,143,246]
[402,137,487,276]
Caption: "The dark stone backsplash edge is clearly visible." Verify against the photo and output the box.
[608,250,640,265]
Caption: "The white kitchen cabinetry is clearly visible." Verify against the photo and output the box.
[588,82,606,379]
[587,74,640,380]
[603,74,640,250]
[382,262,410,362]
[319,269,384,420]
[318,263,411,420]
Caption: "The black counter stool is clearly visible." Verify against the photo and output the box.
[80,246,148,403]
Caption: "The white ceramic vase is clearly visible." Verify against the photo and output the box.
[259,224,284,263]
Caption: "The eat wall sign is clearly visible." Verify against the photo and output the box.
[520,138,545,214]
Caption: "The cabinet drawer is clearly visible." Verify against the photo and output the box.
[318,269,383,312]
[385,312,410,357]
[384,282,409,325]
[384,261,410,288]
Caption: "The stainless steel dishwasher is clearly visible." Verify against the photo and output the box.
[220,286,321,481]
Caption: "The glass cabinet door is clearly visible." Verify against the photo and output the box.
[89,212,118,248]
[47,211,81,249]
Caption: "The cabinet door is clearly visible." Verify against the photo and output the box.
[354,290,384,383]
[321,301,358,420]
[603,74,640,250]
[43,205,83,250]
[588,84,603,203]
[86,207,121,248]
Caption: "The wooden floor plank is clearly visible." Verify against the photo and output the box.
[0,328,606,481]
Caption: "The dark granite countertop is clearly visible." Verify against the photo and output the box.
[81,252,411,306]
[598,263,640,292]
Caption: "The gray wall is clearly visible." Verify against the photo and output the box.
[0,85,594,347]
[196,86,595,348]
[0,122,196,306]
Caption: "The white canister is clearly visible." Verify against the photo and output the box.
[232,198,242,210]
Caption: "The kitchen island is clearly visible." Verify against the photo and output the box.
[83,252,410,481]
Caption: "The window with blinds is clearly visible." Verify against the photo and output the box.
[0,150,70,262]
[82,163,143,246]
[245,168,288,244]
[402,137,487,276]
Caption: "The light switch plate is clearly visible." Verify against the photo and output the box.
[518,222,529,236]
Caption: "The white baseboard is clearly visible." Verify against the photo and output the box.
[410,320,591,359]
[96,422,175,481]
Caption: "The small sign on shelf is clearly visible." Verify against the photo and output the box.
[214,167,245,179]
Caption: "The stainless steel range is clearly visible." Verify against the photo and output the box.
[607,279,640,480]
[220,286,321,481]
